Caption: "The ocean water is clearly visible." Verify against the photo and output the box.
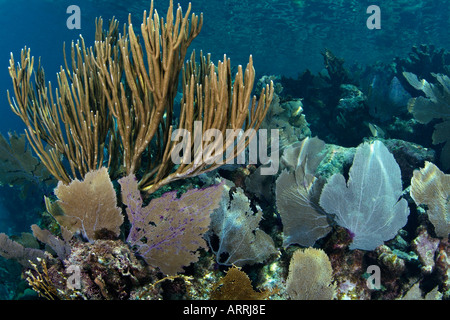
[2,0,449,134]
[0,0,449,301]
[0,0,450,129]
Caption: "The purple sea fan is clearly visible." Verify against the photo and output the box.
[118,174,223,275]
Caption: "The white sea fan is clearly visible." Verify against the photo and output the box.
[276,137,331,247]
[207,180,277,266]
[319,140,409,250]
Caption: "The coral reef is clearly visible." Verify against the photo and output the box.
[410,161,449,238]
[280,50,369,147]
[210,266,275,300]
[119,173,223,275]
[286,248,335,300]
[276,137,331,247]
[2,1,450,303]
[404,73,450,168]
[412,228,440,274]
[319,140,410,250]
[259,91,311,148]
[51,167,124,241]
[435,239,450,298]
[394,45,450,86]
[207,180,278,266]
[56,240,160,300]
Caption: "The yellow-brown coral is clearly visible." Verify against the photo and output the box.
[286,248,336,300]
[51,167,123,241]
[210,266,276,300]
[410,161,450,238]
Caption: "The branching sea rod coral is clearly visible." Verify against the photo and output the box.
[7,0,273,194]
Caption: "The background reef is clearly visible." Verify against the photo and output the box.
[0,0,449,300]
[2,0,450,134]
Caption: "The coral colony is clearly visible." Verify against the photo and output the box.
[0,0,449,302]
[170,121,279,175]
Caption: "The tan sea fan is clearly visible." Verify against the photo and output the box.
[51,167,123,241]
[410,161,449,238]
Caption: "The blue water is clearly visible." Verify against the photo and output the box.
[2,0,449,134]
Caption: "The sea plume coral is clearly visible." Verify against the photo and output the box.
[7,0,273,194]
